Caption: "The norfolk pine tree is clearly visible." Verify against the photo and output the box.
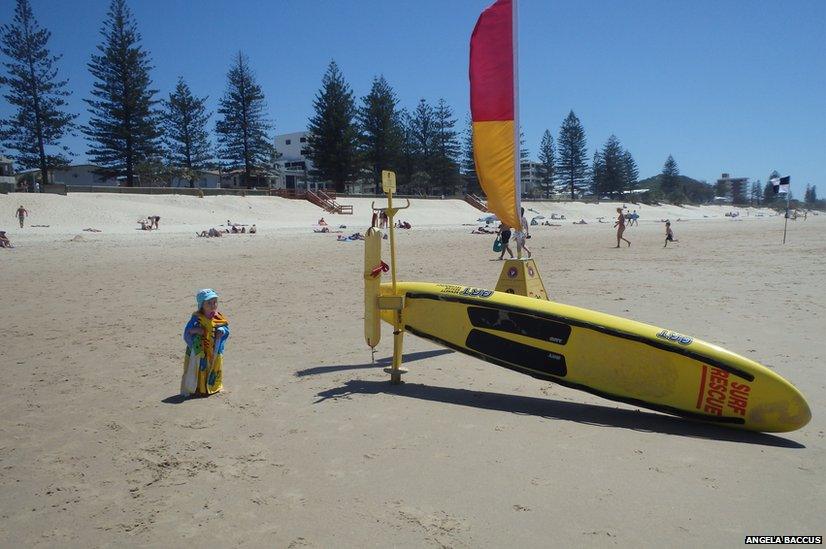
[622,149,638,192]
[460,116,479,194]
[537,129,555,198]
[591,151,604,198]
[84,0,161,187]
[215,52,273,187]
[556,110,589,199]
[599,135,625,197]
[661,154,680,198]
[163,77,211,187]
[763,170,780,203]
[410,99,435,190]
[0,0,75,188]
[432,98,460,195]
[358,75,402,194]
[306,61,359,193]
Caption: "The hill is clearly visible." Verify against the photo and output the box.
[637,174,715,203]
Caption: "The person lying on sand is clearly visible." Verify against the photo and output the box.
[337,232,365,241]
[82,228,102,232]
[197,228,224,237]
[471,227,495,234]
[314,227,330,233]
[0,231,13,248]
[573,219,587,225]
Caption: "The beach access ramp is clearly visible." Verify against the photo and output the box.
[464,193,489,212]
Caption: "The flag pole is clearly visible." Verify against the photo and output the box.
[782,188,790,244]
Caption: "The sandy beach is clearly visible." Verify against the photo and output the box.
[1,194,824,547]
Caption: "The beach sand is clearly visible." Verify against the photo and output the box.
[1,195,824,547]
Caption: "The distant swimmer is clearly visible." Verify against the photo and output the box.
[614,207,630,248]
[663,221,679,247]
[16,205,28,228]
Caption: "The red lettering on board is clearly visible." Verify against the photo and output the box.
[696,367,752,417]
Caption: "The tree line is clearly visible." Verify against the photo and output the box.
[0,0,466,192]
[2,0,820,203]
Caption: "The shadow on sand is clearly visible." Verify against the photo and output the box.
[295,349,454,377]
[315,379,804,448]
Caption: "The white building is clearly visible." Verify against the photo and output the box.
[51,164,119,186]
[170,170,221,188]
[520,161,545,197]
[0,156,15,192]
[273,131,330,191]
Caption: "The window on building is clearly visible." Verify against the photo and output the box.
[300,137,307,143]
[285,139,292,145]
[300,147,309,156]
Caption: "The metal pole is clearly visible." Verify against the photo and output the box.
[782,190,790,244]
[388,190,398,293]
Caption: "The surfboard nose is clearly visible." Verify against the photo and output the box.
[748,388,811,433]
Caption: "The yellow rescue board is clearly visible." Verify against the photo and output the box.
[380,281,810,432]
[363,228,382,348]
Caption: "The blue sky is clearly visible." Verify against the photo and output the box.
[2,0,824,195]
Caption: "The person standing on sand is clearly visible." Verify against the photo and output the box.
[16,205,28,228]
[514,207,532,258]
[497,222,514,260]
[614,207,630,247]
[181,289,230,397]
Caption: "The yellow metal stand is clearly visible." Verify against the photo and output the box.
[494,258,548,299]
[371,170,410,384]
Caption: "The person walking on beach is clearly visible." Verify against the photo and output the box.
[497,222,514,260]
[663,221,678,247]
[181,289,230,398]
[514,207,532,258]
[614,207,630,247]
[630,210,639,226]
[16,205,28,228]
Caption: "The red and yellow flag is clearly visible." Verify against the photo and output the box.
[470,0,521,230]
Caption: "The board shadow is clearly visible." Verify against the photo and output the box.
[315,379,804,448]
[295,349,454,377]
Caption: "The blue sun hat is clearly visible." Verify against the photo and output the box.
[196,288,219,308]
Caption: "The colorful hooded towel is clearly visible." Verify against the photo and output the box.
[181,311,229,396]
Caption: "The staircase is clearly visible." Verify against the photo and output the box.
[464,193,489,212]
[307,190,353,214]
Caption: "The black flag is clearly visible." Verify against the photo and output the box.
[771,176,790,194]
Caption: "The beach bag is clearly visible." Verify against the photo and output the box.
[492,237,503,252]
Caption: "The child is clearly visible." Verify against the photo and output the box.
[664,221,678,247]
[181,289,230,397]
